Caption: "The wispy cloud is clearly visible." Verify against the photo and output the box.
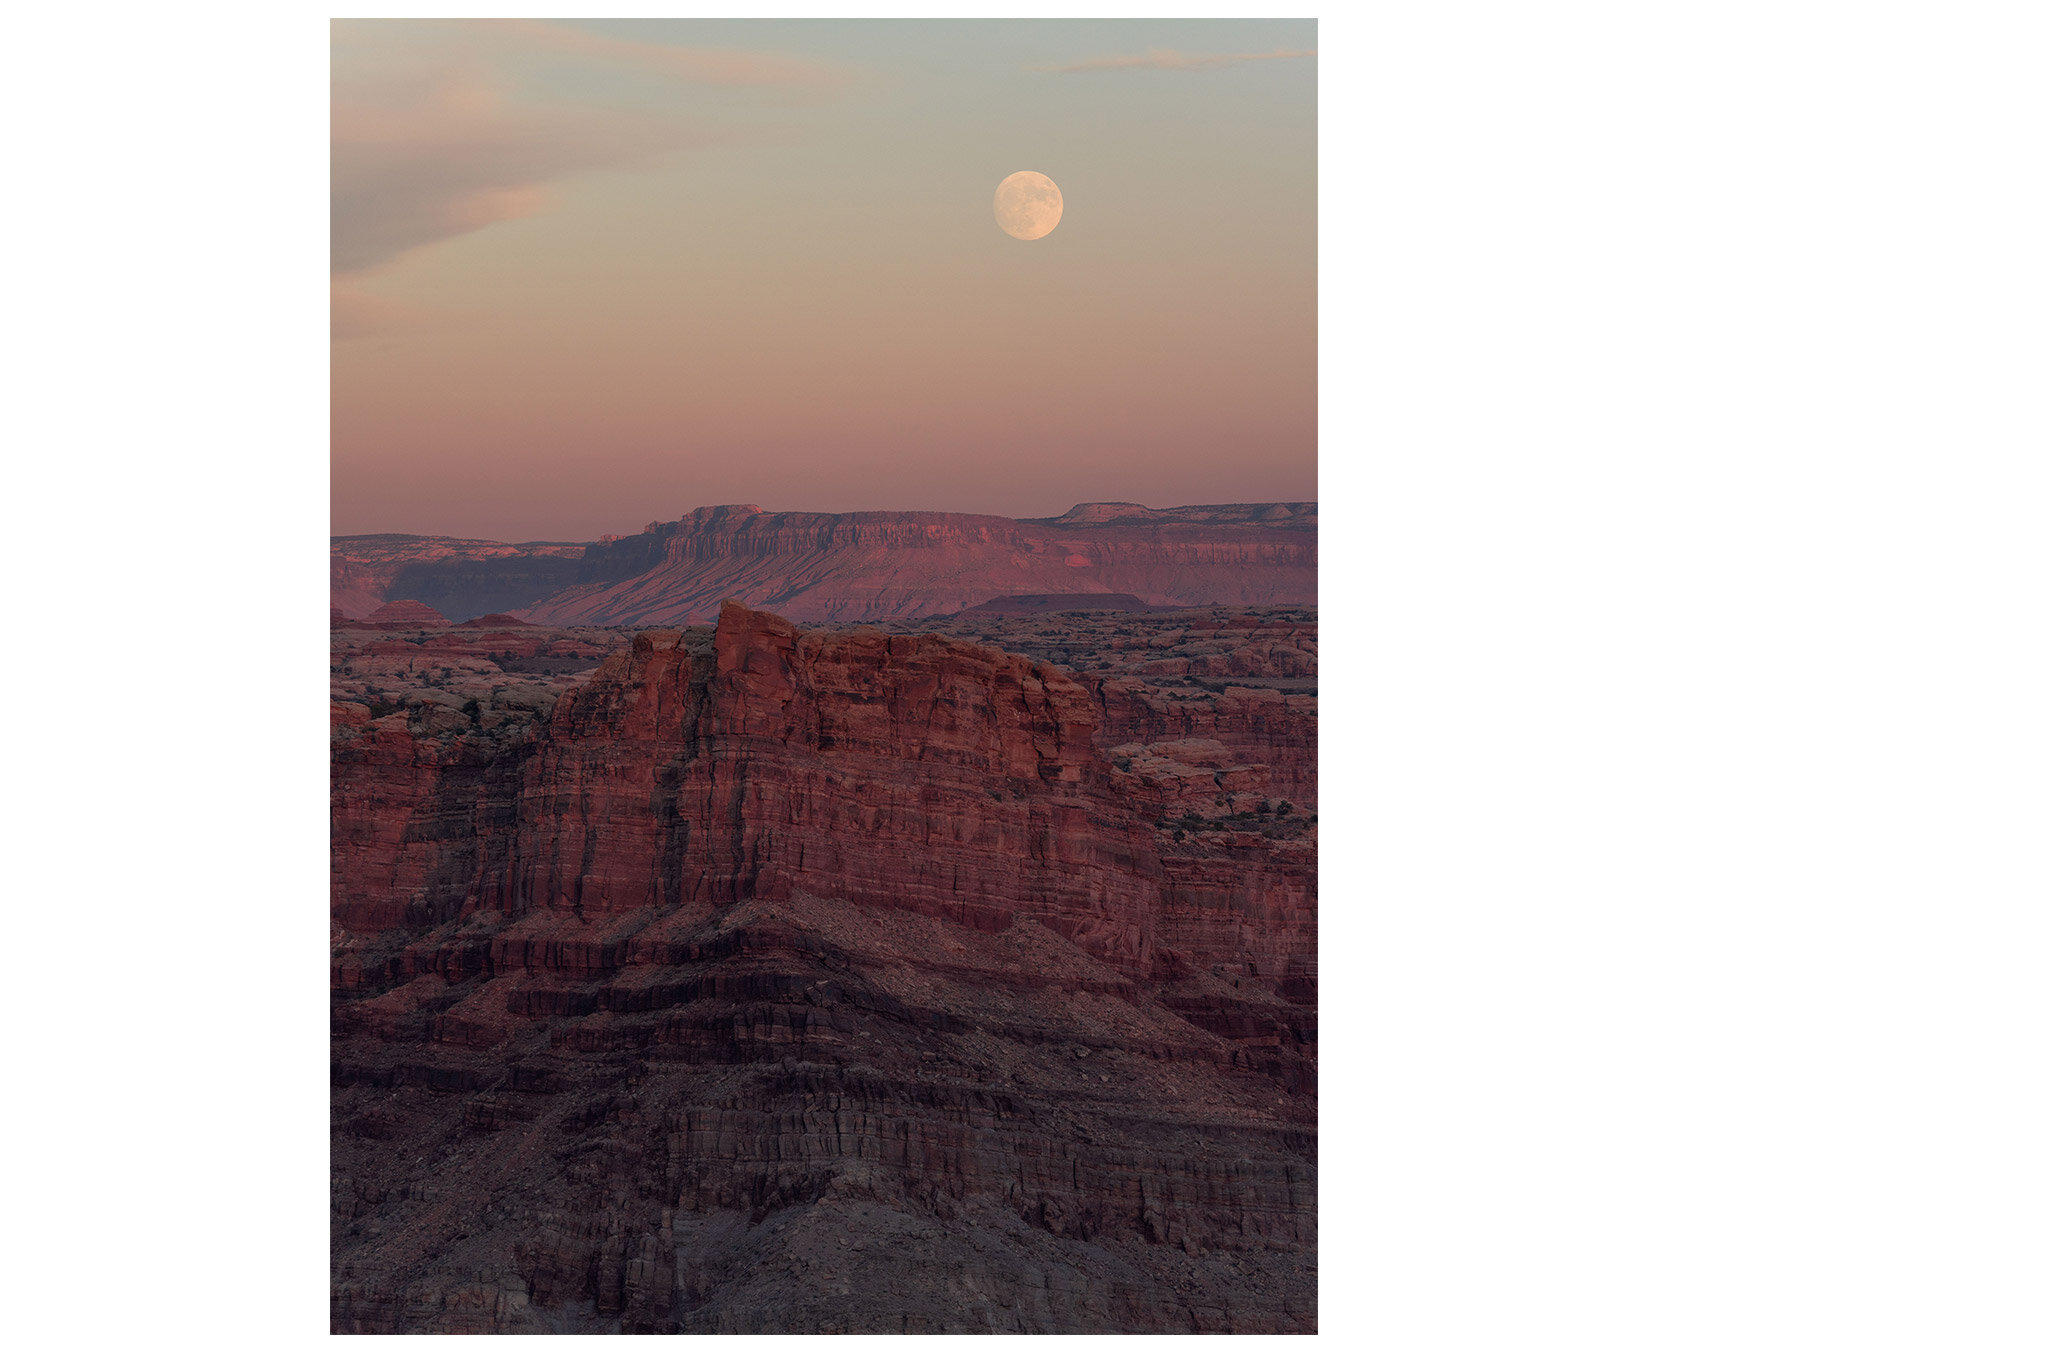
[1036,48,1316,75]
[332,64,705,276]
[478,18,853,94]
[332,19,851,334]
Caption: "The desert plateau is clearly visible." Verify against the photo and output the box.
[331,502,1318,628]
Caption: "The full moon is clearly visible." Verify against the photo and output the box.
[994,171,1063,240]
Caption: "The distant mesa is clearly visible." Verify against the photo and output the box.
[682,504,766,525]
[1043,501,1315,528]
[1049,502,1153,525]
[334,501,1316,627]
[328,537,590,624]
[960,593,1170,616]
[456,612,535,629]
[364,599,450,627]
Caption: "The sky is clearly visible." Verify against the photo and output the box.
[333,18,1317,541]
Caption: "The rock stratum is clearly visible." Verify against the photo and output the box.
[332,501,1316,626]
[333,602,1317,1333]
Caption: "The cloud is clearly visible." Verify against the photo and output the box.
[331,62,708,276]
[1036,48,1316,75]
[332,20,852,323]
[478,18,853,94]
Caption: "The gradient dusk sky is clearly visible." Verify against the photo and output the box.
[333,18,1316,542]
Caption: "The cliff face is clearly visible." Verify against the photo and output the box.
[332,602,1316,1333]
[521,504,1317,627]
[333,502,1316,626]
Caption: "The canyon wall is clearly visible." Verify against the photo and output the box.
[332,602,1316,1332]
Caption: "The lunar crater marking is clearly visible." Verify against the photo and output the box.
[994,170,1063,241]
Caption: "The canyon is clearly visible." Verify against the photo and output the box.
[332,501,1316,627]
[332,600,1317,1333]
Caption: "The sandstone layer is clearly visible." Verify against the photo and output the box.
[333,602,1316,1333]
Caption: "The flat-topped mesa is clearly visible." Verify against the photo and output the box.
[332,503,1316,623]
[1048,502,1152,525]
[515,503,1317,626]
[1043,501,1317,528]
[673,503,766,528]
[640,509,1033,565]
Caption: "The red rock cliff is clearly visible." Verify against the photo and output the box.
[513,604,1173,967]
[332,603,1316,1333]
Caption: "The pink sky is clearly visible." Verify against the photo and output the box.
[333,19,1316,541]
